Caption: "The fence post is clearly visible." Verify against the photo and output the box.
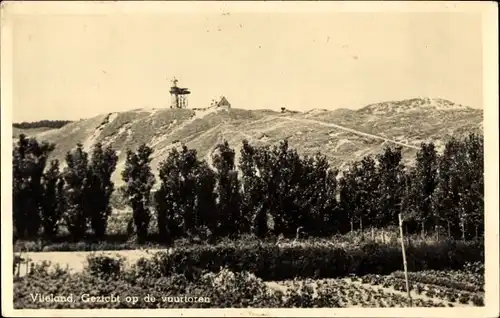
[398,213,412,307]
[26,246,30,277]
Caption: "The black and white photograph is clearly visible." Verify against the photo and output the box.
[1,1,498,316]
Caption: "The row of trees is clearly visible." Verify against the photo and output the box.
[339,134,483,240]
[12,133,484,243]
[13,137,117,241]
[13,120,73,130]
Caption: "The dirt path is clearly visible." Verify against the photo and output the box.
[14,248,172,277]
[277,116,419,149]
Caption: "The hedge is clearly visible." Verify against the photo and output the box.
[134,239,484,281]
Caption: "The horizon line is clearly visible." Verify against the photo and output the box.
[11,95,480,124]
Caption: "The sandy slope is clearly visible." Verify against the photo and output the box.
[277,116,419,149]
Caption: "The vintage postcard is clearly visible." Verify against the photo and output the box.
[1,1,498,317]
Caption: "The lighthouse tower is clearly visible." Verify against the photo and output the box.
[169,78,191,109]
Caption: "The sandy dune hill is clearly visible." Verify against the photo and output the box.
[16,98,483,187]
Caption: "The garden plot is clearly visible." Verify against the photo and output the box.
[265,274,483,308]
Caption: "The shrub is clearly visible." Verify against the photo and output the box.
[84,254,125,279]
[14,265,284,309]
[463,261,484,276]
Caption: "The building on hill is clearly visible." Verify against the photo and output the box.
[216,96,231,109]
[208,96,231,110]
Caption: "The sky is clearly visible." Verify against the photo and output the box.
[10,8,483,122]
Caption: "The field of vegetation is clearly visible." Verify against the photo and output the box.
[12,131,484,308]
[14,252,484,308]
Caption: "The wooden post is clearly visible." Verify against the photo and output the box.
[26,246,30,277]
[398,213,412,307]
